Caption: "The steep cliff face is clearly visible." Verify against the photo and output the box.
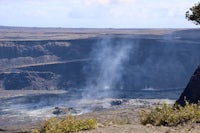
[176,65,200,106]
[0,29,200,92]
[0,38,94,90]
[0,71,59,90]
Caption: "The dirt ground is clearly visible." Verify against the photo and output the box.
[78,108,200,133]
[1,107,200,133]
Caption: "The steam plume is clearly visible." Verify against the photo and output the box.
[82,38,132,99]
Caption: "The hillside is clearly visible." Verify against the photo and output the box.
[0,27,200,95]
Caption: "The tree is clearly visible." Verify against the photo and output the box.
[186,2,200,25]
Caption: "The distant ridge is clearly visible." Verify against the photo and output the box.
[0,26,192,41]
[0,25,193,30]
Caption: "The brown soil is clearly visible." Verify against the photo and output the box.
[1,107,200,133]
[78,108,200,133]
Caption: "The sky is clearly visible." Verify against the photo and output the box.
[0,0,199,28]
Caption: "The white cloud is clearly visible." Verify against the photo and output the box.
[84,0,134,6]
[0,0,198,28]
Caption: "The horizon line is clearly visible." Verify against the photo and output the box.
[0,25,199,30]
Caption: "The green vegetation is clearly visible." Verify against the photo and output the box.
[140,101,200,126]
[186,2,200,25]
[31,115,97,133]
[31,129,40,133]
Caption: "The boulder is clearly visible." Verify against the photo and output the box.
[52,107,67,115]
[52,107,80,115]
[176,65,200,106]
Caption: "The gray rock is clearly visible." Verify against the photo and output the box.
[176,65,200,106]
[52,107,81,115]
[52,107,68,115]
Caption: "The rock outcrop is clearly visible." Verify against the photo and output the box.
[1,28,200,92]
[52,107,80,115]
[176,65,200,106]
[0,71,59,90]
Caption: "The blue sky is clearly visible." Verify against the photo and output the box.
[0,0,199,28]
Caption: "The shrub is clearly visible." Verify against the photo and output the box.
[140,101,200,126]
[31,129,40,133]
[32,115,97,133]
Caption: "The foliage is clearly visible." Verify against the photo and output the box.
[140,101,200,126]
[186,2,200,25]
[31,129,40,133]
[31,115,97,133]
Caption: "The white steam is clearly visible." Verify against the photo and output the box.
[82,39,133,99]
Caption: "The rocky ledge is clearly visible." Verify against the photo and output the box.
[176,65,200,106]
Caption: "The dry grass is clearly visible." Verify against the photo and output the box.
[140,101,200,126]
[31,115,97,133]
